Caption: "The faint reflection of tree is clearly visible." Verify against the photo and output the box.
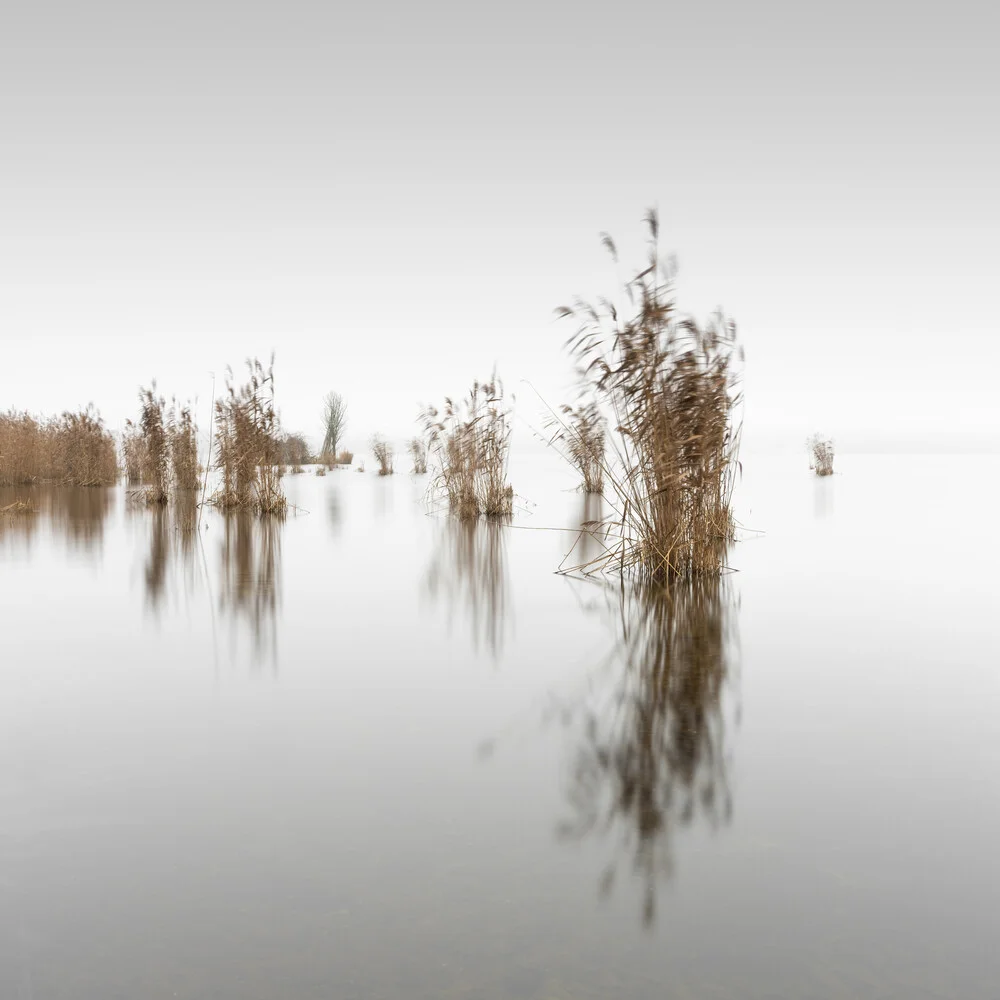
[219,512,282,666]
[558,573,738,927]
[425,516,511,659]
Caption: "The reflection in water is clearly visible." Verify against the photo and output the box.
[814,476,834,519]
[219,513,282,665]
[141,497,199,611]
[425,517,511,658]
[327,489,342,535]
[0,485,113,552]
[560,573,738,926]
[577,492,605,566]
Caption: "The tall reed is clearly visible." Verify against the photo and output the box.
[557,211,742,581]
[121,420,145,485]
[409,437,428,474]
[551,400,605,493]
[371,435,394,476]
[808,434,834,476]
[421,372,514,518]
[138,385,169,503]
[210,356,287,515]
[0,407,118,486]
[169,400,200,490]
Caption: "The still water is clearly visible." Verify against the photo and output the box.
[1,453,997,999]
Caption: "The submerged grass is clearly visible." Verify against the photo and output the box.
[421,372,514,519]
[557,210,742,582]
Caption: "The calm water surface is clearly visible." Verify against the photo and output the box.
[1,453,998,999]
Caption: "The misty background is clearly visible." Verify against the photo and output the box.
[2,1,997,458]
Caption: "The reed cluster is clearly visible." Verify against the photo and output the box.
[370,435,394,476]
[209,357,287,515]
[553,400,605,493]
[558,211,742,581]
[409,437,428,474]
[138,386,170,503]
[808,434,834,476]
[336,449,354,466]
[421,373,514,519]
[121,421,145,485]
[168,401,200,491]
[0,407,118,487]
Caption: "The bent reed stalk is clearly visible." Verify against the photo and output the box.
[557,210,743,582]
[420,372,514,519]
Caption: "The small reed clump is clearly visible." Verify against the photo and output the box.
[0,407,118,487]
[370,435,394,476]
[315,466,327,477]
[210,356,287,515]
[808,434,834,476]
[336,449,354,466]
[553,400,605,493]
[557,210,742,581]
[121,421,145,485]
[421,372,514,519]
[409,437,428,474]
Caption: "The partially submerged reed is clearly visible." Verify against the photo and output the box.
[557,211,742,581]
[409,437,428,474]
[168,402,199,491]
[209,357,287,515]
[0,406,118,487]
[370,435,394,476]
[121,421,145,485]
[552,400,605,493]
[421,373,514,519]
[138,385,169,503]
[808,434,834,476]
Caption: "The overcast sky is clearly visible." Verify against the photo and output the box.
[2,1,997,455]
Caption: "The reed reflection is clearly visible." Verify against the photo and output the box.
[425,516,511,659]
[560,573,738,927]
[140,496,198,612]
[0,485,113,552]
[219,512,282,664]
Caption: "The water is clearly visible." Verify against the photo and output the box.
[1,453,997,999]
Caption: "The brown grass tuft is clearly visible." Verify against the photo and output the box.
[336,449,354,466]
[420,372,514,519]
[168,400,200,491]
[409,437,428,474]
[808,434,834,475]
[557,210,742,582]
[370,435,394,476]
[0,407,118,487]
[209,356,287,515]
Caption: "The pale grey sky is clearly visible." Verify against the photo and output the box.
[2,1,998,454]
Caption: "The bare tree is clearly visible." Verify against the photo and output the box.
[321,392,348,459]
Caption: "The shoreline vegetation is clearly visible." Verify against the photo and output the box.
[2,213,754,571]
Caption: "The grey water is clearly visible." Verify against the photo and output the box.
[1,452,997,999]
